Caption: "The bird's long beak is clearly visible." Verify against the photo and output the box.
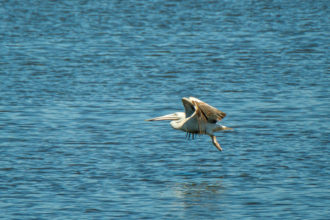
[145,113,180,121]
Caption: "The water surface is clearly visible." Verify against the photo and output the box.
[1,0,329,219]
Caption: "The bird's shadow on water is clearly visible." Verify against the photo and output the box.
[171,178,226,211]
[174,180,225,199]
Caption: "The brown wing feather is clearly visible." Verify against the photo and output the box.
[193,100,226,123]
[193,102,208,134]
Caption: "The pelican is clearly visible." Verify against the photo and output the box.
[146,97,232,151]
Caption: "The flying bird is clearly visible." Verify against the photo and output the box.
[146,97,232,151]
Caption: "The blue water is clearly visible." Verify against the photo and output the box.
[1,0,329,219]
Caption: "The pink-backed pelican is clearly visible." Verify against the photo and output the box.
[146,97,232,151]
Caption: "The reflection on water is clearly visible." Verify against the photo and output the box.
[170,179,227,219]
[174,179,225,206]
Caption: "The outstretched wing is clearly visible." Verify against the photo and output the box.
[190,97,226,123]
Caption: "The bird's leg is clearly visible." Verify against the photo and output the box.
[210,135,222,151]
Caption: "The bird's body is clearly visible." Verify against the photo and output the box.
[146,97,232,151]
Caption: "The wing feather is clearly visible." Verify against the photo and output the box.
[191,97,226,123]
